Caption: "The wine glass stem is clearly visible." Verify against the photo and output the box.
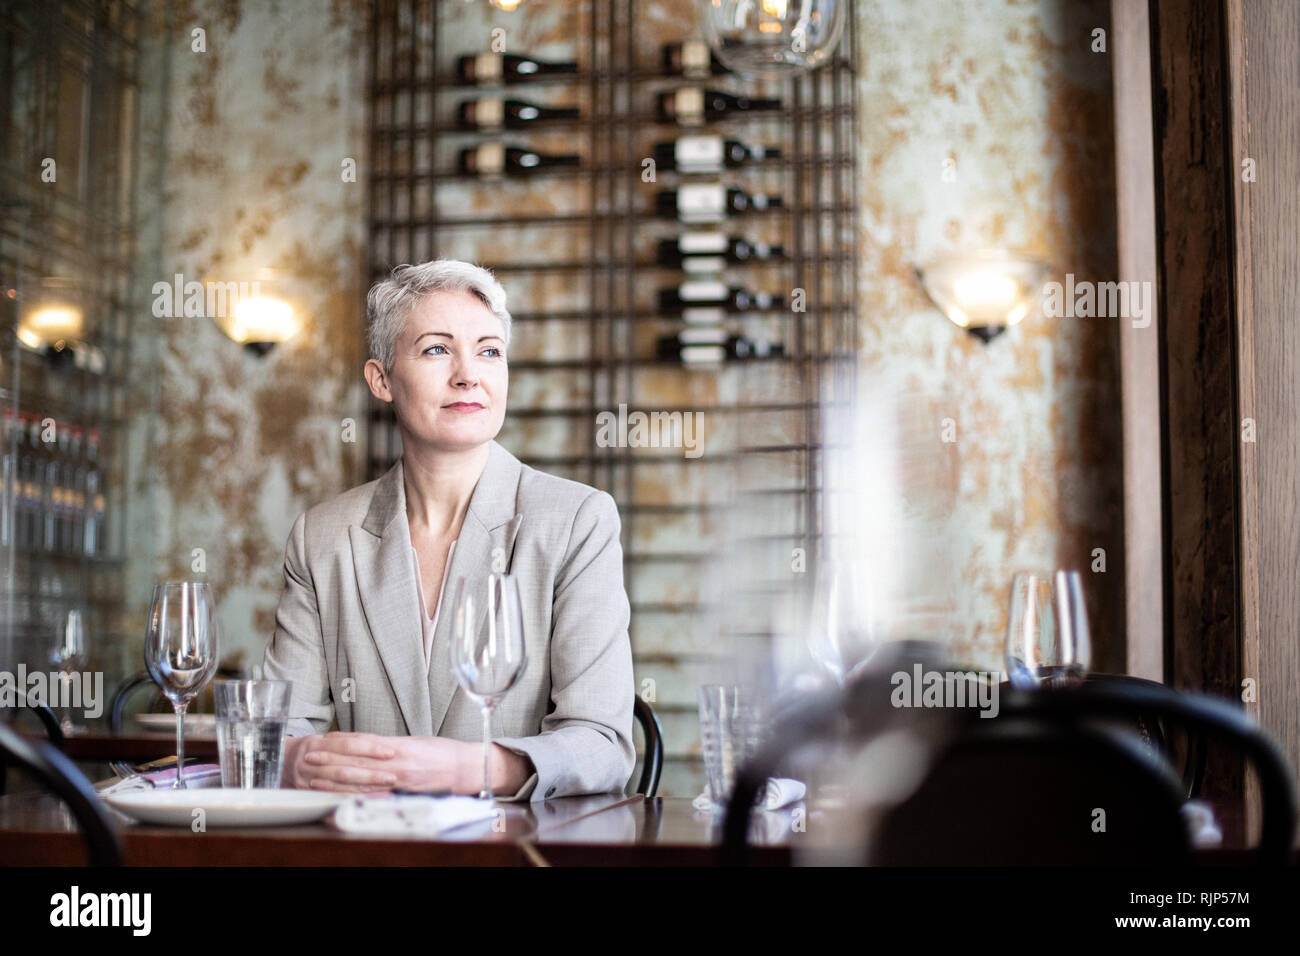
[480,703,494,801]
[174,702,188,790]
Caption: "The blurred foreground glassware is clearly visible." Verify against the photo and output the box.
[144,581,220,789]
[806,558,880,686]
[1005,570,1090,689]
[214,680,292,789]
[451,573,527,804]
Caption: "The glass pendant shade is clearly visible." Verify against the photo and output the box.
[698,0,847,76]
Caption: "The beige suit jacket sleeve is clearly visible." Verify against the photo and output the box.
[264,511,335,737]
[493,490,635,801]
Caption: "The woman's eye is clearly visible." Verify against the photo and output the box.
[424,344,447,355]
[483,347,503,358]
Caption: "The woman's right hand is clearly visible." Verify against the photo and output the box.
[284,732,399,792]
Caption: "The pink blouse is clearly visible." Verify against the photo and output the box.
[410,540,457,670]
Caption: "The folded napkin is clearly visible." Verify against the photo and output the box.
[330,794,500,837]
[692,777,807,813]
[1180,799,1223,849]
[100,763,224,795]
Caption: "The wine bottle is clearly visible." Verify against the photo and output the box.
[657,233,784,272]
[84,466,103,556]
[656,327,726,359]
[458,97,580,130]
[656,88,781,125]
[662,40,730,78]
[655,184,783,223]
[656,332,786,364]
[657,280,784,313]
[653,135,779,173]
[459,144,580,177]
[456,52,579,85]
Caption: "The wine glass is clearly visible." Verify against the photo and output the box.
[806,557,880,686]
[1052,570,1091,682]
[1004,570,1090,689]
[143,581,220,789]
[49,608,86,735]
[449,573,527,803]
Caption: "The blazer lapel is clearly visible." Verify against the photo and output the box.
[350,459,431,736]
[427,440,523,736]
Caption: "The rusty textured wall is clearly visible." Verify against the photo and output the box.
[124,0,372,671]
[850,0,1122,674]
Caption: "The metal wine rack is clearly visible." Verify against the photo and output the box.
[0,0,139,693]
[366,0,859,795]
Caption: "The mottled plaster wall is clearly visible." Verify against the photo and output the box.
[125,0,371,670]
[852,0,1122,672]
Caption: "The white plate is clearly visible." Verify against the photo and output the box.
[135,713,218,733]
[104,789,345,827]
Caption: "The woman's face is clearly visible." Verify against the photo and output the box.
[370,289,509,454]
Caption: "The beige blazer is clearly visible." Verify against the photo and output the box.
[262,440,635,801]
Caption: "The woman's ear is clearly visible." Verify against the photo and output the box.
[364,358,393,402]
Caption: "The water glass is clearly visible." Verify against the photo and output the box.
[214,679,292,789]
[697,684,765,805]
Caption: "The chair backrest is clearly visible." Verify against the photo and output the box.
[0,721,123,866]
[0,693,65,797]
[1080,673,1207,799]
[633,696,664,797]
[110,672,160,734]
[871,717,1192,865]
[722,675,1296,866]
[111,666,245,732]
[999,679,1297,864]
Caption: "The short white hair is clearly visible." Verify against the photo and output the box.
[366,259,512,369]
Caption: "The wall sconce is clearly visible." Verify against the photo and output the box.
[228,295,299,356]
[915,250,1049,344]
[16,277,86,366]
[208,269,302,356]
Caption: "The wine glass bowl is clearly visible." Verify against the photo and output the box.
[1004,570,1090,690]
[50,608,87,734]
[450,573,527,802]
[143,581,220,789]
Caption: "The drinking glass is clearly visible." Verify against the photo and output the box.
[449,574,527,803]
[806,561,848,686]
[143,581,220,789]
[214,680,292,788]
[1005,570,1090,689]
[49,608,86,735]
[697,684,765,805]
[1052,570,1092,682]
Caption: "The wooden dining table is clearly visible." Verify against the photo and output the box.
[2,777,1284,866]
[25,732,219,763]
[0,780,804,867]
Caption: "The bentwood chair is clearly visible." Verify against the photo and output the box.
[0,720,123,866]
[633,695,664,797]
[723,665,1296,866]
[1080,672,1207,799]
[110,666,244,733]
[0,693,64,797]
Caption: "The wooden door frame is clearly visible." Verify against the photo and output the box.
[1112,0,1300,844]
